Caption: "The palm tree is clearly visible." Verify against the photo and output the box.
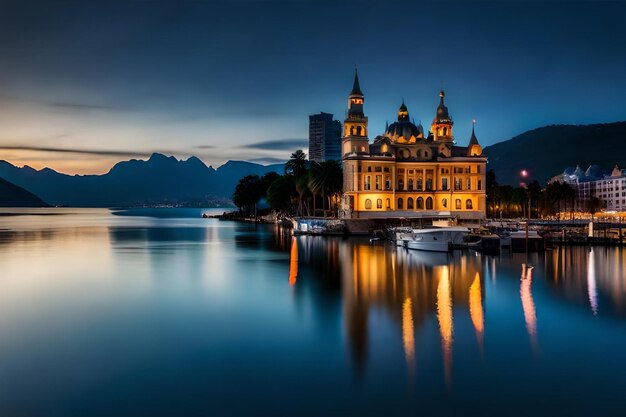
[285,150,307,178]
[309,160,343,217]
[295,173,311,216]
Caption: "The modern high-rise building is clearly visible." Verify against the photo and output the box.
[309,112,342,162]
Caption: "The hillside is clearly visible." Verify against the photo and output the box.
[0,177,49,207]
[0,154,284,207]
[483,121,626,185]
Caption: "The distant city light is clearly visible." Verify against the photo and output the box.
[521,169,528,177]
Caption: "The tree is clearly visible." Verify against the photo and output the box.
[527,180,542,218]
[586,197,603,219]
[266,175,297,213]
[486,169,499,218]
[309,160,343,217]
[285,150,308,178]
[232,175,263,216]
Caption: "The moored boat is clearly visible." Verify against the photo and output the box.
[395,227,469,252]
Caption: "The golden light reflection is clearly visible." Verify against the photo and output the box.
[587,249,598,315]
[289,236,298,287]
[469,272,484,351]
[520,263,538,352]
[402,297,415,379]
[436,265,453,386]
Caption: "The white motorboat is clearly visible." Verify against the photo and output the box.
[395,227,469,252]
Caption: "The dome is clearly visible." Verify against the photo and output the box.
[385,101,423,141]
[386,120,423,141]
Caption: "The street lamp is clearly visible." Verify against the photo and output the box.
[520,169,531,219]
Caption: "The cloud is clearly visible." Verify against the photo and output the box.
[0,145,156,158]
[0,95,131,113]
[247,157,287,165]
[239,138,308,151]
[195,145,216,149]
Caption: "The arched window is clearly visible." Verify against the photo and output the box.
[350,126,355,135]
[356,126,362,136]
[417,197,424,209]
[443,127,448,136]
[426,197,433,210]
[377,199,383,209]
[386,198,391,209]
[442,198,447,208]
[417,149,421,157]
[365,199,372,210]
[455,199,461,210]
[397,198,404,210]
[408,178,414,190]
[407,197,414,210]
[466,199,473,210]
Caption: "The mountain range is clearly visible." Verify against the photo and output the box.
[0,153,283,207]
[0,177,49,207]
[483,121,626,186]
[2,121,625,206]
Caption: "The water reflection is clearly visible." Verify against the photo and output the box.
[520,264,538,352]
[587,249,598,315]
[289,236,298,287]
[402,297,415,383]
[291,235,485,385]
[469,272,484,353]
[545,246,626,318]
[437,265,453,387]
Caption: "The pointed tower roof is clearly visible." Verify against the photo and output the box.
[350,68,363,96]
[468,120,479,147]
[399,98,407,112]
[467,120,482,157]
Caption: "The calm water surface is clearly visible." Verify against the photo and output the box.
[1,208,625,416]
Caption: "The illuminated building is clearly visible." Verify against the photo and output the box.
[309,112,342,162]
[341,70,487,221]
[552,164,626,212]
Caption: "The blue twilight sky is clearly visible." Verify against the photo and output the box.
[0,0,625,174]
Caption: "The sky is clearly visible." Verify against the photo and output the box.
[1,0,625,174]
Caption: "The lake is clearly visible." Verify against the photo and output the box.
[1,208,625,416]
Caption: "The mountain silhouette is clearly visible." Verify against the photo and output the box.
[0,153,284,207]
[484,121,626,185]
[0,177,49,207]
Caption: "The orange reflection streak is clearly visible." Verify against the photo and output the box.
[469,272,484,352]
[402,297,415,381]
[520,263,538,352]
[289,236,298,286]
[587,249,598,315]
[436,265,453,386]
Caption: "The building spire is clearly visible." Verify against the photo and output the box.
[350,67,363,96]
[469,119,478,143]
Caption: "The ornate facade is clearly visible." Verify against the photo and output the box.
[341,71,487,220]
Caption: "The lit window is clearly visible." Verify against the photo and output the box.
[455,199,461,210]
[377,199,383,209]
[442,198,448,208]
[365,199,372,210]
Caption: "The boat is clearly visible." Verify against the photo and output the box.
[395,227,469,252]
[464,229,501,254]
